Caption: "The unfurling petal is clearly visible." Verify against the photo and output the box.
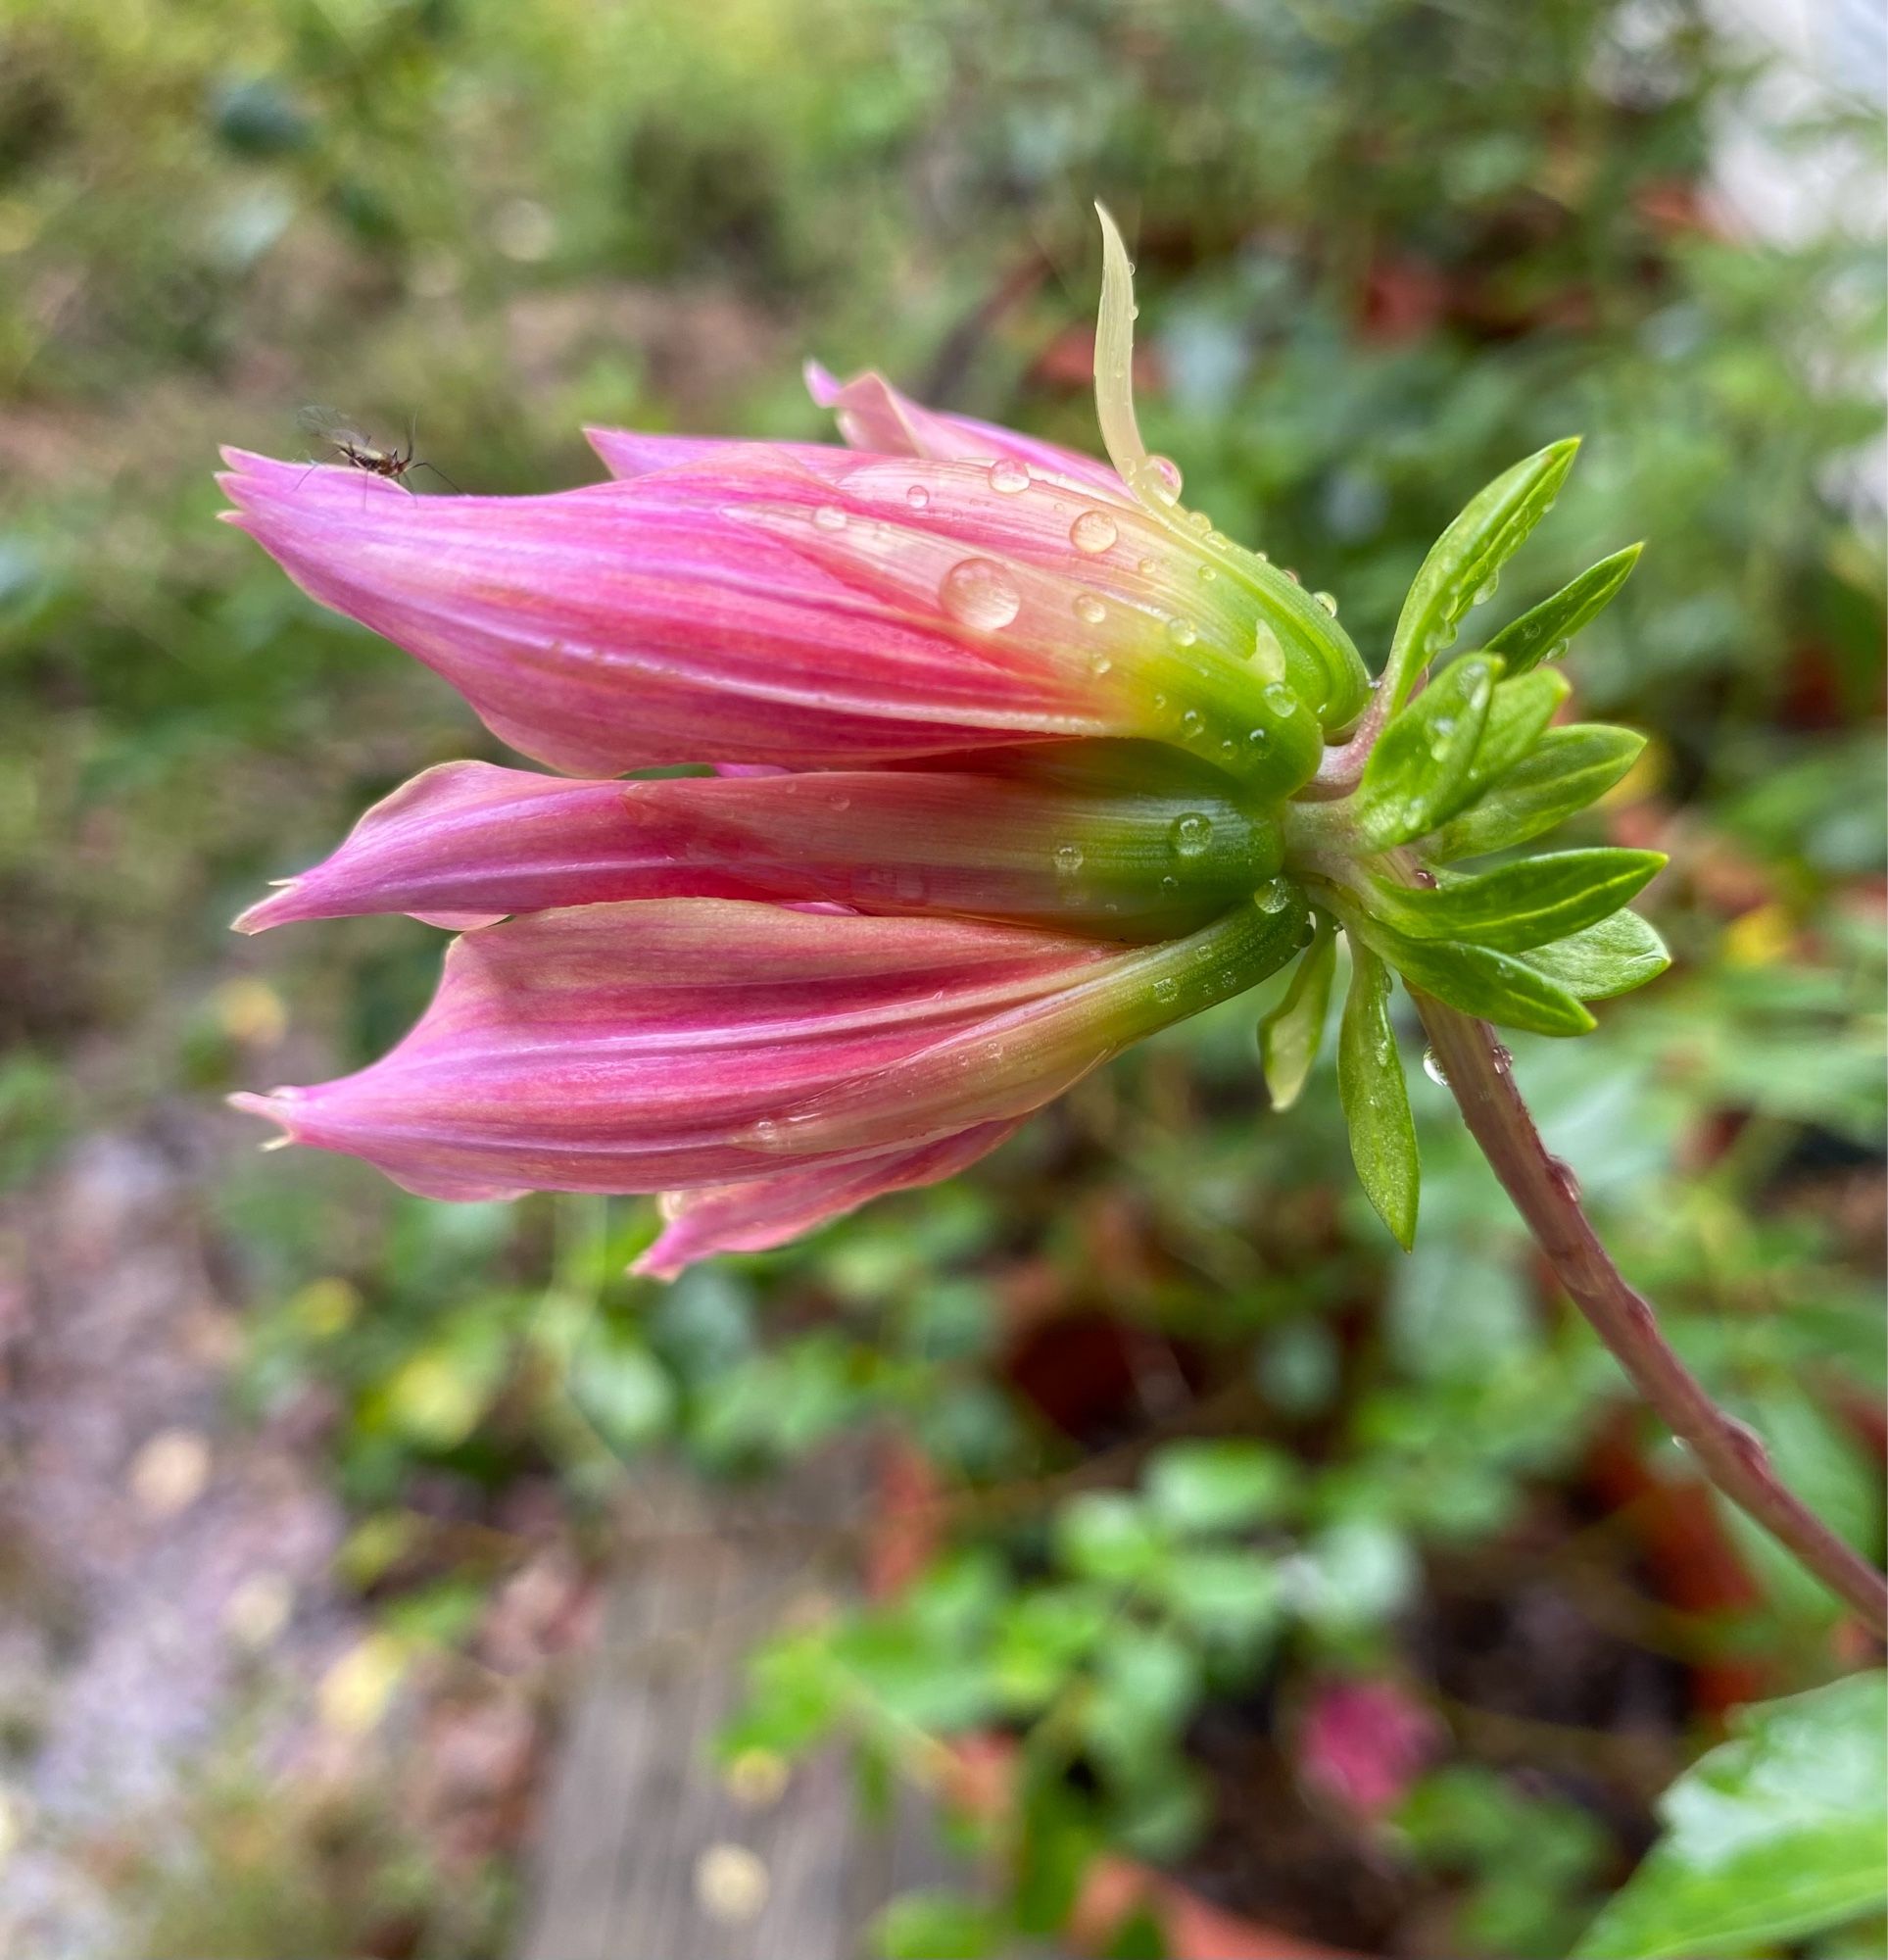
[228,891,1311,1201]
[218,447,1112,776]
[631,1119,1021,1278]
[234,756,1285,940]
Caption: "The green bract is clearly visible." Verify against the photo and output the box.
[1271,438,1667,1245]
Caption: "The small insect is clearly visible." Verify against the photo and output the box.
[295,406,460,493]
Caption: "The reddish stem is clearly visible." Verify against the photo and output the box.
[1415,993,1888,1640]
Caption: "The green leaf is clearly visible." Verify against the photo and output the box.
[1337,941,1419,1247]
[1258,912,1336,1110]
[873,1889,1002,1959]
[1146,1440,1297,1534]
[1488,542,1642,675]
[1353,655,1503,849]
[1573,1673,1888,1960]
[1457,668,1571,805]
[1383,438,1580,709]
[1357,918,1596,1036]
[1366,849,1667,953]
[1054,1492,1164,1583]
[1518,908,1670,999]
[1428,723,1645,862]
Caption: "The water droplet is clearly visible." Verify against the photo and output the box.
[1185,508,1212,534]
[812,505,847,531]
[750,1118,783,1146]
[1547,1156,1582,1202]
[1219,738,1235,759]
[1254,549,1271,564]
[1070,509,1118,555]
[1171,811,1213,857]
[939,558,1021,631]
[1179,709,1204,741]
[1256,878,1291,912]
[1139,455,1184,505]
[1152,975,1179,1004]
[1244,727,1271,754]
[1207,530,1230,551]
[1054,843,1085,874]
[1284,567,1301,585]
[1492,1041,1514,1073]
[1197,563,1217,582]
[1475,573,1499,605]
[828,793,852,811]
[1250,620,1286,682]
[1138,555,1160,577]
[904,483,931,512]
[1421,1046,1450,1087]
[1313,590,1338,615]
[1545,638,1570,662]
[1219,966,1239,990]
[1159,873,1180,892]
[1088,651,1113,676]
[988,459,1030,495]
[895,868,927,903]
[1263,683,1297,717]
[1166,616,1197,648]
[1074,592,1107,625]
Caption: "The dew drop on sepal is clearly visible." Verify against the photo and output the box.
[1170,812,1213,858]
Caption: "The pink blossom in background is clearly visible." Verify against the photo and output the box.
[225,213,1369,1273]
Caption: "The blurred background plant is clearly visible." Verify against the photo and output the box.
[0,1,1881,1955]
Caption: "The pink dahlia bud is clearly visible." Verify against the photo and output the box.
[226,209,1371,1270]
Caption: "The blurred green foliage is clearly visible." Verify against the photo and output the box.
[1,0,1881,1951]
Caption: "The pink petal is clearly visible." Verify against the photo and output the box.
[630,1119,1021,1278]
[233,759,1283,941]
[218,447,1111,776]
[803,363,1128,499]
[1297,1680,1440,1820]
[230,890,1307,1204]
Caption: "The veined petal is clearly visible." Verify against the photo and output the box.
[218,448,1110,775]
[229,892,1309,1202]
[803,362,1128,498]
[234,758,1285,941]
[630,1119,1021,1278]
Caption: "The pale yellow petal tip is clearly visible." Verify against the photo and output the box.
[1090,202,1180,517]
[228,1090,297,1149]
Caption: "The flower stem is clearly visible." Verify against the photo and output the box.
[1415,992,1888,1639]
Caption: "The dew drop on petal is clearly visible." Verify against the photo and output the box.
[1166,615,1198,648]
[988,459,1030,495]
[1171,811,1212,857]
[1185,508,1212,534]
[1088,651,1113,675]
[940,558,1022,630]
[1070,509,1118,555]
[1179,707,1204,738]
[1138,455,1184,505]
[1313,590,1338,615]
[1197,563,1217,582]
[1055,842,1085,874]
[1138,555,1160,577]
[812,505,847,531]
[1074,591,1107,625]
[904,483,931,512]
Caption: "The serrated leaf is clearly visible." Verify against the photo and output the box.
[1337,941,1419,1247]
[1573,1673,1888,1960]
[1518,908,1670,999]
[1428,723,1645,862]
[1383,438,1580,708]
[1357,918,1596,1035]
[1488,542,1642,675]
[1457,668,1570,805]
[1366,849,1667,953]
[1258,911,1336,1109]
[1353,655,1503,848]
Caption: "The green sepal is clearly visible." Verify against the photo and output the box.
[1337,939,1419,1248]
[1381,438,1579,710]
[1354,916,1596,1037]
[1457,667,1570,806]
[1518,907,1670,1000]
[1488,542,1642,676]
[1363,849,1667,954]
[1258,910,1336,1110]
[1427,723,1645,862]
[1352,655,1502,849]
